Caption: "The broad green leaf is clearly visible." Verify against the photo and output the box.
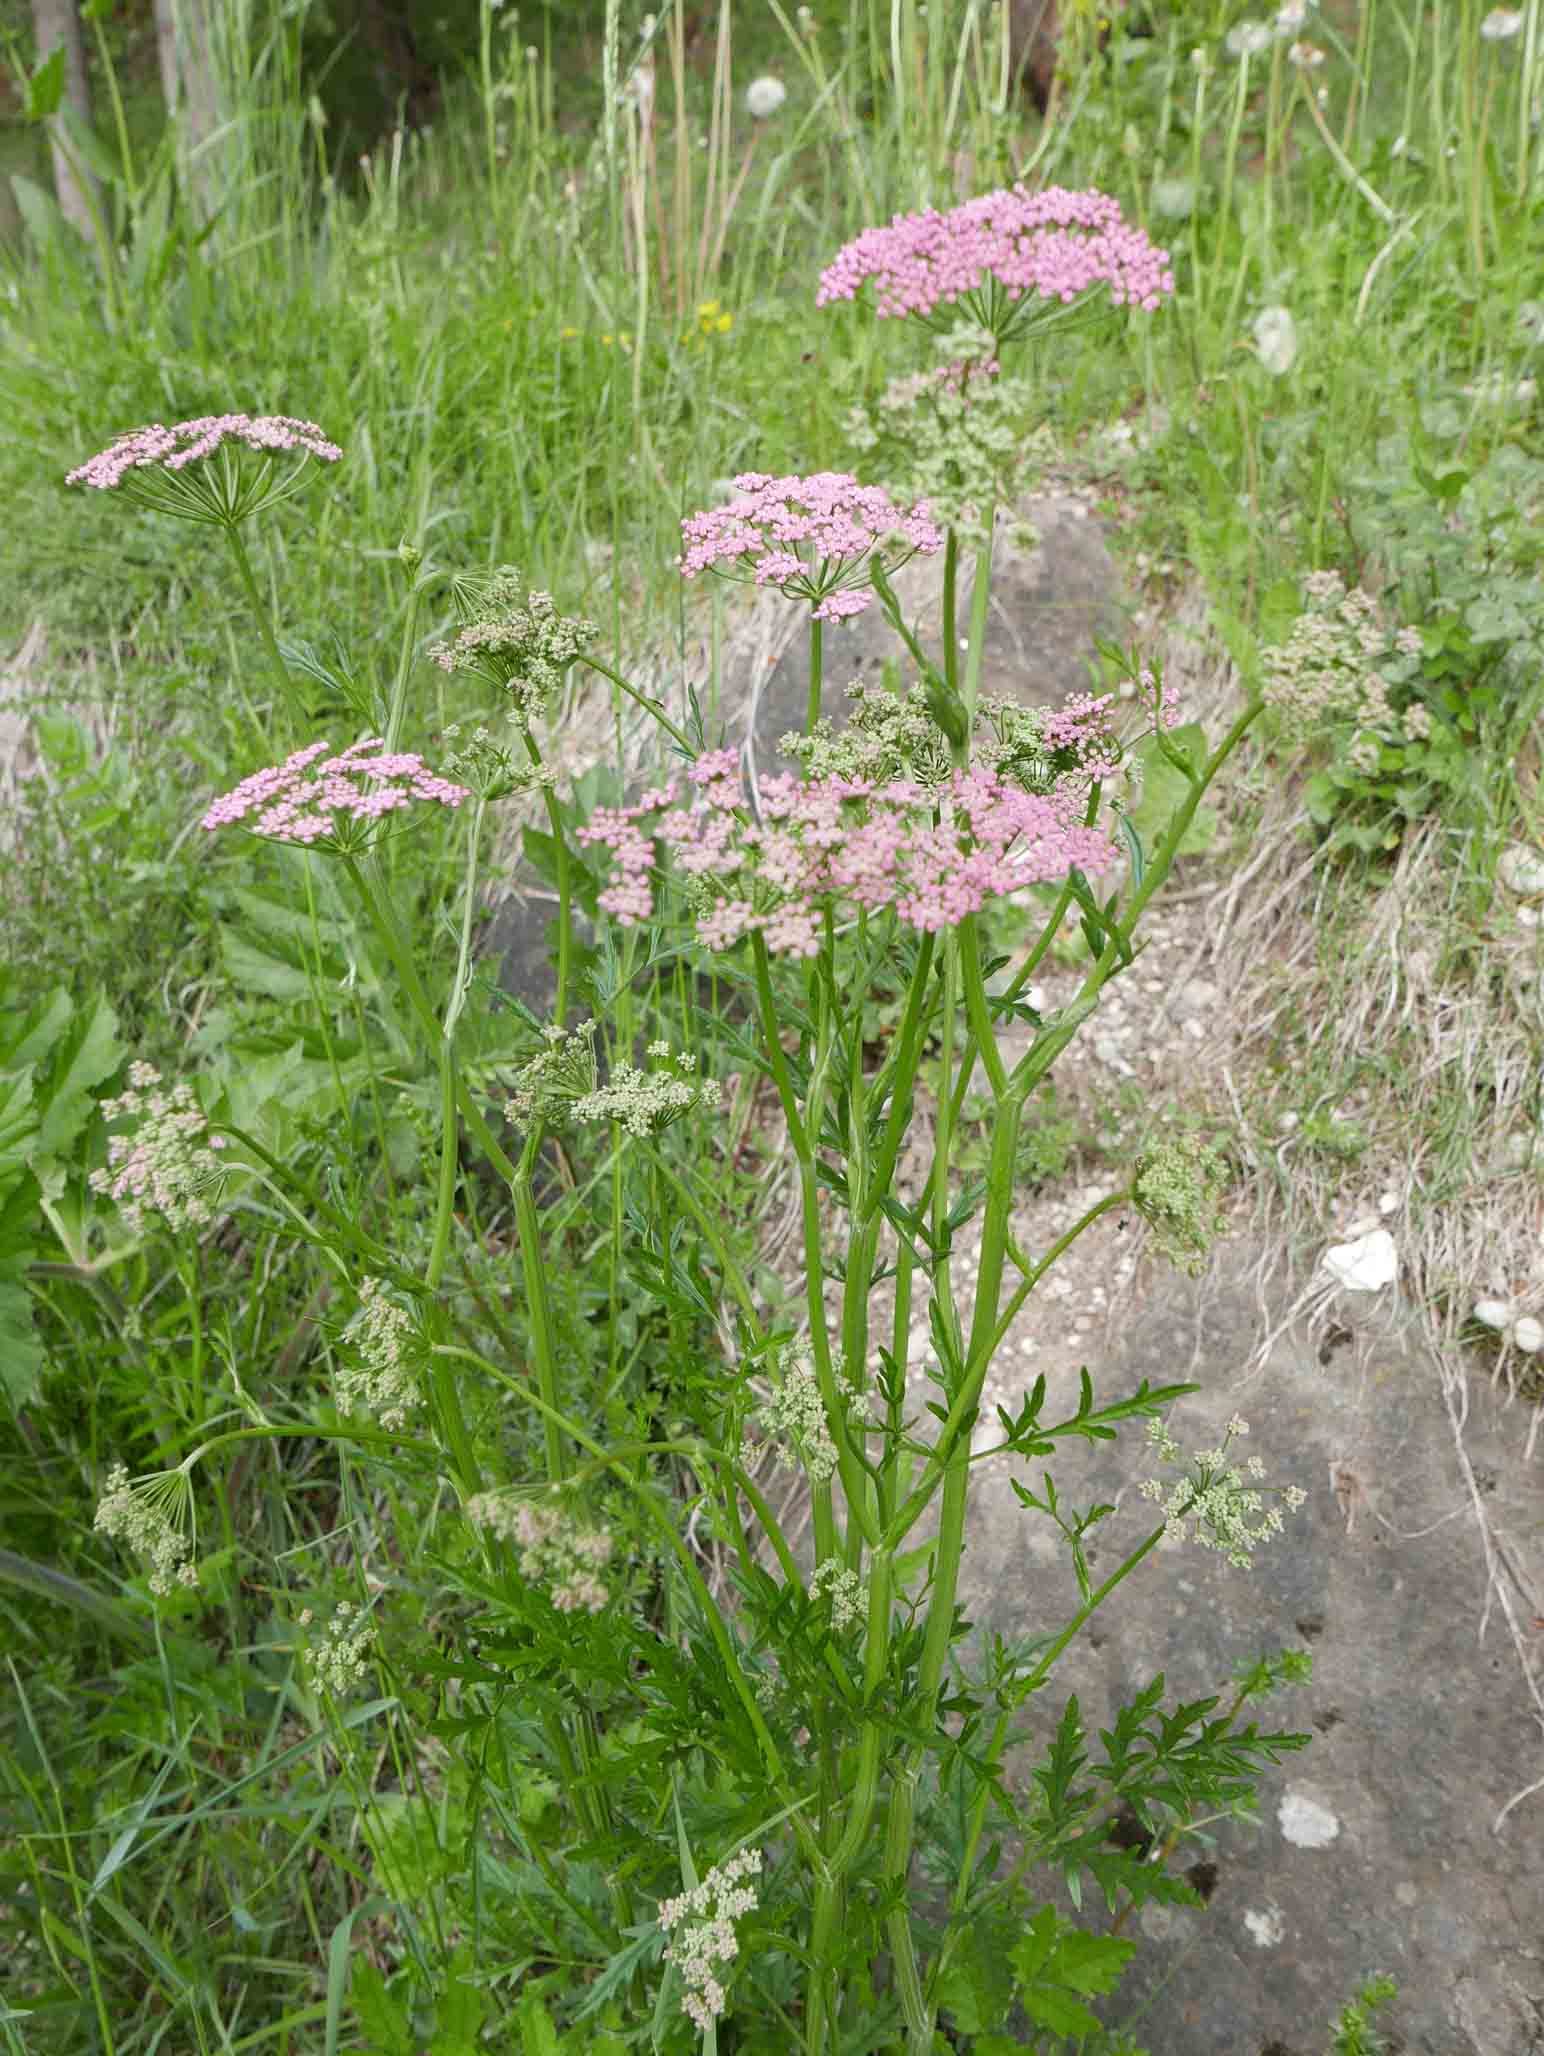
[25,45,65,119]
[33,990,124,1160]
[9,173,71,257]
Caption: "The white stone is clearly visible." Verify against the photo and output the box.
[1377,1191,1399,1215]
[1473,1298,1512,1330]
[1497,843,1544,896]
[1322,1228,1398,1292]
[1510,1315,1544,1354]
[1243,1904,1286,1946]
[1278,1789,1340,1848]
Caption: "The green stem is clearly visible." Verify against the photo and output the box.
[339,852,520,1187]
[223,520,308,732]
[957,502,996,753]
[519,726,571,1024]
[580,652,696,753]
[384,564,426,756]
[942,531,959,699]
[807,613,824,735]
[918,1520,1176,2012]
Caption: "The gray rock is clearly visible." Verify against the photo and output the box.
[752,1239,1544,2053]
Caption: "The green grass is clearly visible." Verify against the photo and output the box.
[2,0,1540,2048]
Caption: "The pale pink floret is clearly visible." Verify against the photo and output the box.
[678,472,942,624]
[201,737,470,846]
[67,413,343,490]
[816,184,1176,324]
[577,750,1121,958]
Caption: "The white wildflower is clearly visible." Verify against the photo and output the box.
[1481,7,1524,36]
[334,1278,423,1433]
[810,1555,868,1633]
[305,1598,376,1694]
[1253,305,1299,374]
[1138,1415,1307,1571]
[1226,20,1274,56]
[745,74,788,117]
[753,1344,866,1486]
[89,1063,230,1238]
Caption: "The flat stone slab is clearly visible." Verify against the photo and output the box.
[747,1236,1544,2053]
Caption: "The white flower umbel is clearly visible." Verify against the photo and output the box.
[302,1598,377,1695]
[1138,1415,1308,1571]
[1480,7,1523,36]
[89,1061,230,1238]
[810,1555,868,1633]
[659,1847,764,2033]
[465,1488,616,1613]
[93,1460,200,1597]
[334,1277,424,1432]
[572,1045,721,1139]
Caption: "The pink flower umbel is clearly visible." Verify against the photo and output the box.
[578,746,1121,957]
[201,737,470,853]
[678,471,943,623]
[817,185,1175,347]
[66,413,342,526]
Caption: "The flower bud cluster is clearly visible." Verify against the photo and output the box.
[1130,1130,1232,1277]
[464,1488,616,1613]
[780,679,957,791]
[89,1062,230,1238]
[658,1848,764,2033]
[504,1021,600,1124]
[437,720,552,802]
[93,1461,199,1596]
[334,1277,424,1432]
[842,334,1057,548]
[300,1598,377,1694]
[1261,570,1433,754]
[427,567,599,722]
[1137,1414,1308,1570]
